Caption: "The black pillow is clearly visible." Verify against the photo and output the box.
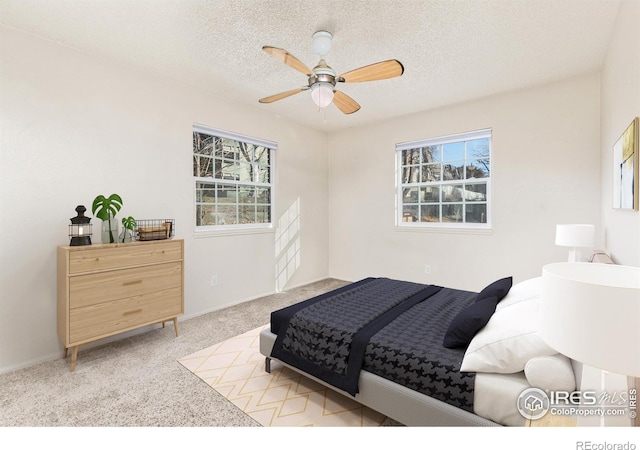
[475,276,513,303]
[443,296,499,349]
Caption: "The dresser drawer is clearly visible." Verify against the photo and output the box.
[69,287,182,344]
[68,240,182,274]
[69,262,182,309]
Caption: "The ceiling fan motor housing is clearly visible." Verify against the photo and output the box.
[309,72,336,87]
[309,59,337,88]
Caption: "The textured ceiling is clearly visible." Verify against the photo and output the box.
[0,0,621,132]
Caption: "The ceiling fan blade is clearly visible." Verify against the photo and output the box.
[259,88,307,104]
[333,90,361,114]
[262,46,313,76]
[338,59,404,83]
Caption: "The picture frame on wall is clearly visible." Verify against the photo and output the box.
[613,117,639,210]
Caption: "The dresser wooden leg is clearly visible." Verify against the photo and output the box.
[70,346,78,372]
[63,347,68,359]
[173,317,179,337]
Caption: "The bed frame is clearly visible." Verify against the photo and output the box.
[259,328,501,427]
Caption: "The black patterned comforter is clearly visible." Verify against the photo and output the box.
[269,277,477,412]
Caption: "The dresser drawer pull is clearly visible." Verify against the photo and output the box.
[123,280,143,286]
[123,309,142,316]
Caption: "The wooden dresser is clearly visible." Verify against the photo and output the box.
[57,239,184,371]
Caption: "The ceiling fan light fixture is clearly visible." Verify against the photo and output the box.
[310,82,334,108]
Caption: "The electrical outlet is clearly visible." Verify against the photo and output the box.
[424,265,431,275]
[210,275,218,286]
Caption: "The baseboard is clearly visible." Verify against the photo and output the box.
[278,276,343,292]
[180,289,278,322]
[182,276,339,321]
[0,351,63,375]
[0,277,337,375]
[0,322,170,375]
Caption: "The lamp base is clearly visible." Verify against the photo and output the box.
[577,365,634,427]
[70,236,92,246]
[568,248,581,262]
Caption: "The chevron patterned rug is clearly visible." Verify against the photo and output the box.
[178,324,387,427]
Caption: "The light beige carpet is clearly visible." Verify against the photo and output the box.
[178,325,387,427]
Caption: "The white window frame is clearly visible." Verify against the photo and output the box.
[193,124,276,236]
[396,128,492,232]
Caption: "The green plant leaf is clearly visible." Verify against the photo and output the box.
[92,194,123,221]
[122,216,136,231]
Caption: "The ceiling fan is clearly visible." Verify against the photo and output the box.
[259,31,404,114]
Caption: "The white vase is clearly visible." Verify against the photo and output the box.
[101,218,119,244]
[119,228,133,243]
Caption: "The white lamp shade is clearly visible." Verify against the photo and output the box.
[310,83,334,108]
[540,262,640,377]
[555,224,595,248]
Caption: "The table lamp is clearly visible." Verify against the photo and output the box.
[555,224,595,262]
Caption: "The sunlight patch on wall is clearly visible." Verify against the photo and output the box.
[275,198,301,292]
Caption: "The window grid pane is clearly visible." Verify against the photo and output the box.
[193,128,274,228]
[398,130,491,226]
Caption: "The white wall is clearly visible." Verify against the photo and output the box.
[600,0,640,267]
[0,25,329,372]
[328,74,603,291]
[2,3,637,374]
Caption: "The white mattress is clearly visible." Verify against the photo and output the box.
[474,372,528,426]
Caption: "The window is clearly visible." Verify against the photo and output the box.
[397,129,491,229]
[193,124,275,230]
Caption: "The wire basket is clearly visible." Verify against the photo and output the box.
[135,219,175,241]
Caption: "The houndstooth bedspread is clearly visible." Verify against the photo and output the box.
[270,277,477,412]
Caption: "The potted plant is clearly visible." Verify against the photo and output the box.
[92,194,123,244]
[120,216,136,243]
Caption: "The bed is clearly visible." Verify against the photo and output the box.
[259,276,581,426]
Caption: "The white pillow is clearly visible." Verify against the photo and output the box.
[460,298,556,373]
[496,276,541,311]
[524,354,576,392]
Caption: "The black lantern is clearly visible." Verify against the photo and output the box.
[69,205,92,246]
